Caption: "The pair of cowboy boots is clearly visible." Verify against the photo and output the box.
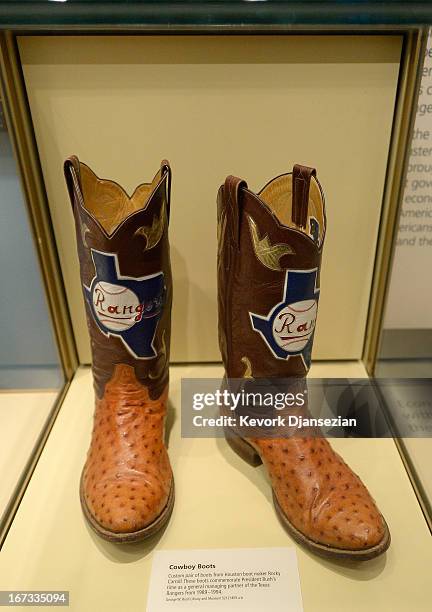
[64,157,390,560]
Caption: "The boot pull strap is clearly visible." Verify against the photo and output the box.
[160,159,172,224]
[292,164,316,229]
[64,156,84,211]
[224,175,247,250]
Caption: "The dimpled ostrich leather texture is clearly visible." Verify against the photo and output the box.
[249,436,385,550]
[64,156,173,540]
[83,365,171,533]
[217,166,390,557]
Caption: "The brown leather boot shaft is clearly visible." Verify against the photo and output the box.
[64,156,172,400]
[217,166,326,379]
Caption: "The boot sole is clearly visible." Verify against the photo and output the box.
[224,427,391,561]
[79,473,175,543]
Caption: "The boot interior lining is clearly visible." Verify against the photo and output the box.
[259,174,325,245]
[79,163,163,235]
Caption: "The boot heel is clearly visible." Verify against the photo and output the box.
[224,427,262,467]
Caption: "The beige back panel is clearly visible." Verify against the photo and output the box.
[19,35,401,363]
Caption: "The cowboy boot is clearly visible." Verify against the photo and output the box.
[217,165,390,560]
[64,156,174,542]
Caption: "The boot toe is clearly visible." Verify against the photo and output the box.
[310,499,386,550]
[84,471,172,534]
[306,478,387,551]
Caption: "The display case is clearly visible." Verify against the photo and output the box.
[0,3,431,611]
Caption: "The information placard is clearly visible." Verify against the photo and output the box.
[146,547,303,611]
